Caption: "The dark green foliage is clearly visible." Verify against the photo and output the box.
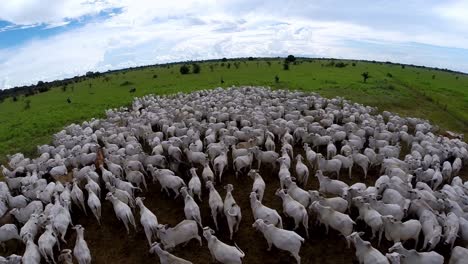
[220,77,224,84]
[209,65,214,72]
[267,61,271,67]
[227,63,231,69]
[352,62,356,66]
[12,96,17,102]
[153,74,158,78]
[386,73,393,78]
[180,65,190,74]
[221,63,225,67]
[61,85,67,92]
[275,75,279,83]
[335,62,347,68]
[401,65,405,69]
[361,72,370,83]
[285,55,296,63]
[222,57,227,62]
[192,64,201,74]
[248,57,255,61]
[283,63,289,70]
[432,74,436,79]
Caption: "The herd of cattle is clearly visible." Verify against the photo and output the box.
[0,86,467,264]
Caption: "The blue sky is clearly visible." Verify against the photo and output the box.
[1,0,468,89]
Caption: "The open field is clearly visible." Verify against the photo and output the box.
[0,58,467,164]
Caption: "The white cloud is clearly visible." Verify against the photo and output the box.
[1,0,468,88]
[0,0,121,25]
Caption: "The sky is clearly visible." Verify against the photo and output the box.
[1,0,468,89]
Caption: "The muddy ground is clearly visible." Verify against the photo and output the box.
[2,146,468,264]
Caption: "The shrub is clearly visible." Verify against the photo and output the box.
[61,85,67,92]
[335,62,347,68]
[153,74,158,78]
[227,63,231,69]
[361,72,370,83]
[209,65,214,72]
[283,63,290,70]
[275,75,279,83]
[432,74,435,79]
[352,62,356,66]
[220,77,225,84]
[180,65,190,75]
[266,61,271,67]
[222,57,227,62]
[192,63,201,74]
[401,65,405,69]
[12,96,18,102]
[386,73,393,78]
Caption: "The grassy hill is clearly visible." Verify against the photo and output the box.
[0,58,467,163]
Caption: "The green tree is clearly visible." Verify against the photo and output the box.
[285,55,296,63]
[192,63,201,74]
[180,65,190,75]
[361,72,370,83]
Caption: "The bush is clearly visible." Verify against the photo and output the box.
[209,65,214,72]
[432,74,435,79]
[386,73,393,78]
[222,57,227,62]
[361,72,370,83]
[227,63,231,69]
[192,63,201,74]
[61,85,67,92]
[180,65,190,75]
[12,96,18,102]
[283,63,290,70]
[335,62,347,68]
[275,75,279,83]
[153,74,158,78]
[248,57,255,61]
[285,55,296,63]
[352,62,356,66]
[401,65,405,69]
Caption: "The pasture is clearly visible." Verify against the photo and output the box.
[0,58,467,165]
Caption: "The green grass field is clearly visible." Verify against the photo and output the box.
[1,58,467,163]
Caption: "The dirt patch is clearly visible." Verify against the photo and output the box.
[2,147,468,263]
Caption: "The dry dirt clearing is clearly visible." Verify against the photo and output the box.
[44,147,468,264]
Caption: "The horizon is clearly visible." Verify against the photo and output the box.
[1,56,466,91]
[1,1,468,89]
